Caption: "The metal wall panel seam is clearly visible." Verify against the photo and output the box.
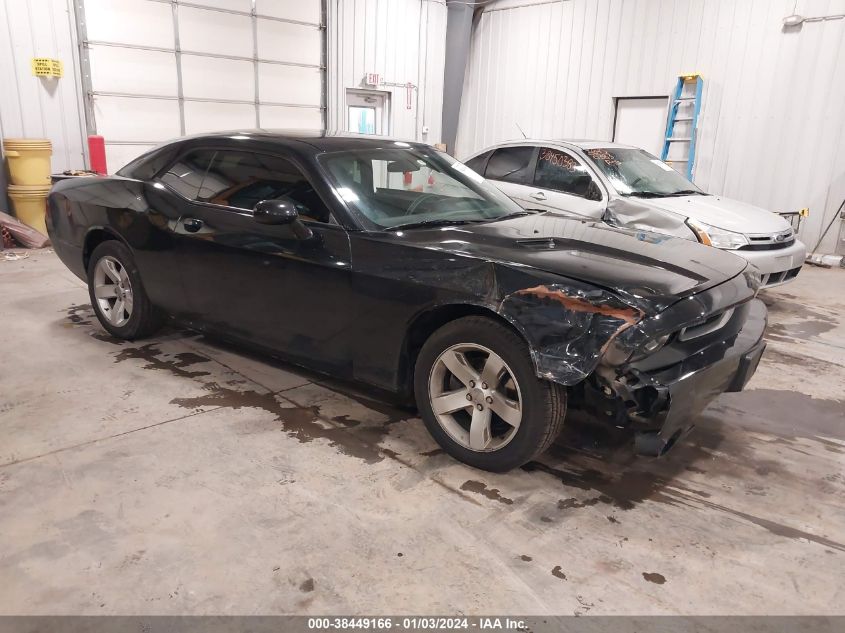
[171,1,186,135]
[251,0,260,127]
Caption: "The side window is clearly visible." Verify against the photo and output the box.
[534,147,600,199]
[200,150,333,223]
[485,146,535,184]
[159,149,216,200]
[463,150,492,175]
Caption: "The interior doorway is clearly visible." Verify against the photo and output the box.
[346,90,390,135]
[613,97,669,156]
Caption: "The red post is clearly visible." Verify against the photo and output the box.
[88,135,107,175]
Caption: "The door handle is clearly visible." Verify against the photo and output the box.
[529,191,547,201]
[182,217,204,233]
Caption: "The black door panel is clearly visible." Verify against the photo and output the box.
[162,147,355,374]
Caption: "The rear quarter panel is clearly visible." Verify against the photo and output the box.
[47,177,187,313]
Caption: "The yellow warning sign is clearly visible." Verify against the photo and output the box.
[31,58,63,77]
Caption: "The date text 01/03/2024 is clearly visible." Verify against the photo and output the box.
[307,617,527,630]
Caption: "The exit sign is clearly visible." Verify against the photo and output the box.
[365,73,381,87]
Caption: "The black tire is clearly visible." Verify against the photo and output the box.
[414,316,566,472]
[86,240,165,340]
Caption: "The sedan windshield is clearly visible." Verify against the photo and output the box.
[318,146,526,230]
[584,147,705,198]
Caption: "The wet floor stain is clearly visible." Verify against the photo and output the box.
[523,456,845,553]
[65,304,93,326]
[558,496,606,510]
[170,383,390,464]
[299,578,315,592]
[551,566,567,580]
[114,344,212,379]
[520,555,532,562]
[109,339,397,464]
[459,480,514,505]
[642,572,666,585]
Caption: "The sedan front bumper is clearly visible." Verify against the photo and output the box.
[734,239,806,287]
[584,298,767,455]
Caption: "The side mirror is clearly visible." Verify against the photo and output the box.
[254,199,298,225]
[586,180,602,202]
[253,198,315,241]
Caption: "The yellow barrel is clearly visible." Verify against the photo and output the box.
[8,184,51,235]
[3,138,53,186]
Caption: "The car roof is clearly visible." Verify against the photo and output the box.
[159,129,433,153]
[470,138,639,154]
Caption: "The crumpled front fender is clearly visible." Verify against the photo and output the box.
[498,282,644,385]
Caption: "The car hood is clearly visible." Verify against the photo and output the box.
[401,214,748,314]
[638,194,792,234]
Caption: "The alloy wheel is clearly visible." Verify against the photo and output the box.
[428,343,523,452]
[93,255,133,327]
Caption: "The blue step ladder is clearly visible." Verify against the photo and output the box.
[661,74,703,181]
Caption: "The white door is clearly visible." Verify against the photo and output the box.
[613,97,668,156]
[346,90,389,135]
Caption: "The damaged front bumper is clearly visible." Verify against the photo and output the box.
[584,298,767,455]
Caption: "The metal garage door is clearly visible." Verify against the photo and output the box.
[75,0,324,171]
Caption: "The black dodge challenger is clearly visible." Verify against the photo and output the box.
[47,131,766,471]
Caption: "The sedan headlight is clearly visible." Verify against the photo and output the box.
[687,220,749,250]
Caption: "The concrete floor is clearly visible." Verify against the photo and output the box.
[1,249,844,615]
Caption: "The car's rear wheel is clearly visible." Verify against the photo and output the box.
[414,316,566,472]
[86,240,165,340]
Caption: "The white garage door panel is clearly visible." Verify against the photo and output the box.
[105,144,156,174]
[258,64,321,106]
[95,96,181,142]
[257,20,321,65]
[89,46,177,96]
[189,0,252,12]
[179,6,253,58]
[85,0,174,49]
[181,55,254,101]
[256,0,321,24]
[260,105,322,130]
[81,0,323,167]
[184,102,256,135]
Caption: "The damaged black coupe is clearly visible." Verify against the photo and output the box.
[47,132,766,471]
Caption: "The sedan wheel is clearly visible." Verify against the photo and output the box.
[429,343,522,452]
[415,316,566,472]
[93,255,134,327]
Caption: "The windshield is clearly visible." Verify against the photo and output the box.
[317,146,526,229]
[584,147,704,198]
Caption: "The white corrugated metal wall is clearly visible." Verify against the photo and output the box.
[457,0,845,254]
[327,0,447,143]
[0,0,87,174]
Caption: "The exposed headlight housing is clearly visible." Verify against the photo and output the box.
[687,219,749,250]
[630,333,672,362]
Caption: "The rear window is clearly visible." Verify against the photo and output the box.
[116,144,180,180]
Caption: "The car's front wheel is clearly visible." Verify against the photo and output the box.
[414,316,566,472]
[86,240,165,340]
